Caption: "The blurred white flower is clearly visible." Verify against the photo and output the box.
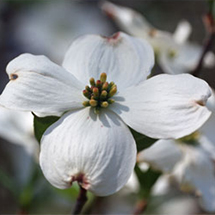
[152,175,171,196]
[101,1,215,74]
[123,172,140,194]
[123,163,149,194]
[0,106,39,186]
[0,106,38,157]
[0,32,212,196]
[156,196,198,215]
[138,113,215,212]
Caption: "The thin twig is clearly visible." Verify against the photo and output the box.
[192,30,215,77]
[133,199,147,215]
[73,186,88,215]
[192,11,215,77]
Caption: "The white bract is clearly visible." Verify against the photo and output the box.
[101,1,215,74]
[0,32,212,196]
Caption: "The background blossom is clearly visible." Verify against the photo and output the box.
[1,1,215,214]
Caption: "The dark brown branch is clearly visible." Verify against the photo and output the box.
[192,31,215,77]
[17,209,28,215]
[73,186,88,215]
[192,12,215,77]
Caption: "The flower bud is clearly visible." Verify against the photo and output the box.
[100,72,107,83]
[93,87,99,99]
[90,78,95,86]
[108,86,117,97]
[96,80,102,88]
[83,90,91,99]
[89,99,98,107]
[108,99,115,104]
[82,101,90,107]
[102,82,109,91]
[101,101,109,108]
[100,90,108,100]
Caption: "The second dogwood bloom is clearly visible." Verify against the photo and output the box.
[101,1,215,74]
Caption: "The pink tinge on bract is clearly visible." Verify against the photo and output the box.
[70,173,90,190]
[102,32,122,45]
[101,1,116,19]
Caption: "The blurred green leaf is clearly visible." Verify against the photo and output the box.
[33,113,60,143]
[82,192,96,215]
[18,165,42,208]
[130,128,157,152]
[0,167,19,197]
[54,183,80,201]
[208,0,215,17]
[19,185,33,210]
[135,165,161,199]
[18,165,58,212]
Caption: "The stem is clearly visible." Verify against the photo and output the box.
[133,199,147,215]
[192,30,215,77]
[73,186,88,215]
[17,209,28,215]
[82,196,103,214]
[192,5,215,77]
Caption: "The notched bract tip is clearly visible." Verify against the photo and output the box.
[195,100,206,107]
[10,73,18,80]
[195,90,212,107]
[70,173,90,190]
[101,32,122,46]
[148,29,158,38]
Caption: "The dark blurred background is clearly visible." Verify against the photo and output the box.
[0,0,214,214]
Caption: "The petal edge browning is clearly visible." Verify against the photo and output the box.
[0,54,84,116]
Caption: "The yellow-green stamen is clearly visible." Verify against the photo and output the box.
[82,73,117,114]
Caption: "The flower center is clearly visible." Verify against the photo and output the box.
[167,49,177,59]
[82,73,117,114]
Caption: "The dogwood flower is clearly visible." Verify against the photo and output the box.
[101,1,215,74]
[0,32,212,196]
[138,100,215,212]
